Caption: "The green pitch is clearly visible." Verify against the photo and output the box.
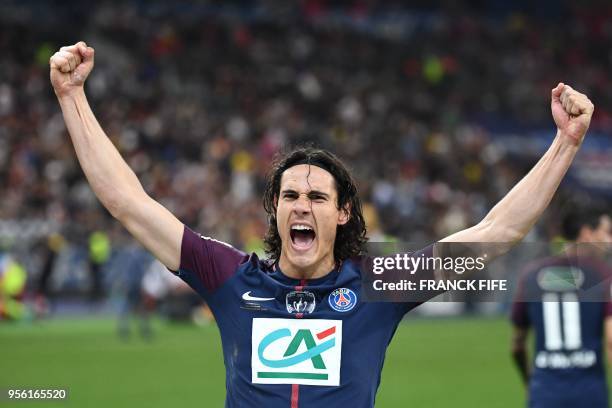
[0,317,526,407]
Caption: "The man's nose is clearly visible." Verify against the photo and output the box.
[293,194,312,214]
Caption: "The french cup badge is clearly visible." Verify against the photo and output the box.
[286,291,316,314]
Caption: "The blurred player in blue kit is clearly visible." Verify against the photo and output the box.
[511,206,612,408]
[50,41,596,406]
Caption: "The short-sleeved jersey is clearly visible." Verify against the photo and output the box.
[173,226,434,407]
[511,255,612,408]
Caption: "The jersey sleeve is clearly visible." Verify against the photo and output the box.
[594,262,612,318]
[510,302,530,328]
[605,301,612,317]
[391,244,442,317]
[171,225,249,299]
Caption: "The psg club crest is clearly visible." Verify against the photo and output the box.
[286,291,316,314]
[328,288,357,312]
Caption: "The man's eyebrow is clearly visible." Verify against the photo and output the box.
[307,190,330,198]
[280,189,330,198]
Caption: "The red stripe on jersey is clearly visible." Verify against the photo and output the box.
[316,326,336,340]
[295,279,308,293]
[290,278,307,406]
[291,384,299,408]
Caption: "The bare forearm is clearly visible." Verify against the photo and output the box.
[442,132,578,247]
[483,132,578,242]
[442,84,593,248]
[57,89,145,217]
[50,42,183,270]
[512,349,530,386]
[511,327,530,387]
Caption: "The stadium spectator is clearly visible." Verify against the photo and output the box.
[33,232,66,316]
[88,229,111,301]
[113,233,153,340]
[0,250,27,320]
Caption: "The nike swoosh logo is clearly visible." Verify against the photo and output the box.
[242,291,275,302]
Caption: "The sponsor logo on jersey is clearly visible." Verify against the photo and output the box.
[537,266,584,291]
[328,288,357,312]
[251,318,342,386]
[286,291,316,314]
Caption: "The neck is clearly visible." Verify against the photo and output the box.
[278,255,336,280]
[564,241,603,259]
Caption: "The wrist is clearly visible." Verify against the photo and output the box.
[556,128,584,150]
[56,87,86,104]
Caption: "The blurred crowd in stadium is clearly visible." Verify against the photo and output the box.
[1,1,611,320]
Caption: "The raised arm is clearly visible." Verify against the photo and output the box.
[50,41,183,270]
[441,83,594,252]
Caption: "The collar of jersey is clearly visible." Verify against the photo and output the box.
[269,261,342,286]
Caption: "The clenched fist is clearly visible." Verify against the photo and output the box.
[551,83,594,146]
[49,41,95,97]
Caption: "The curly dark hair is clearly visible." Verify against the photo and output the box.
[262,146,368,262]
[561,202,608,241]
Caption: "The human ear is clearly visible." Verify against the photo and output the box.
[338,203,351,225]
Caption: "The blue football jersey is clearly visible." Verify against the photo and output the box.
[511,255,612,408]
[173,226,434,407]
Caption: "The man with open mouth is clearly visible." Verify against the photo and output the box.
[50,41,595,407]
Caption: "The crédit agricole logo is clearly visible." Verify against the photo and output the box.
[251,318,342,386]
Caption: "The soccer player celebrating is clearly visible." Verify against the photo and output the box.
[50,41,595,406]
[511,206,612,408]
